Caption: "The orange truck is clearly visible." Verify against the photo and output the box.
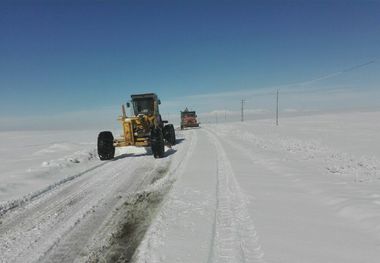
[180,108,200,130]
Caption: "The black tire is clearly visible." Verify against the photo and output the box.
[150,128,165,158]
[164,124,176,145]
[97,131,115,160]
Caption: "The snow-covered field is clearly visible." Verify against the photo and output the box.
[1,111,380,262]
[0,130,99,203]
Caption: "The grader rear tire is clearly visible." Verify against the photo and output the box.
[150,128,165,158]
[164,124,176,145]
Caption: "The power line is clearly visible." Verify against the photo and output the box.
[198,59,376,122]
[241,59,376,100]
[284,59,376,87]
[343,60,375,73]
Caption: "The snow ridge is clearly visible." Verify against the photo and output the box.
[223,127,380,182]
[132,130,199,263]
[0,161,106,216]
[207,129,265,263]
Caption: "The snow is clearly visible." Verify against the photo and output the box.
[0,130,99,203]
[1,111,380,262]
[134,111,380,263]
[0,130,150,210]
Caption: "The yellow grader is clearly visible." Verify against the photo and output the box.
[97,93,176,160]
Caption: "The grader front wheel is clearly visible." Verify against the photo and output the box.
[97,131,115,160]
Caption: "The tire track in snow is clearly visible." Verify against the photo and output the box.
[205,129,266,263]
[40,161,163,263]
[221,128,380,241]
[0,155,149,263]
[0,158,129,234]
[0,161,108,217]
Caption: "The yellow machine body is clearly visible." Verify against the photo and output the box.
[114,114,157,147]
[114,95,160,148]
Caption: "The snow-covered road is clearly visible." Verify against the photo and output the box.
[0,131,193,262]
[1,111,380,262]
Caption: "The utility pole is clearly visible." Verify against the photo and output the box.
[276,89,279,126]
[241,99,245,122]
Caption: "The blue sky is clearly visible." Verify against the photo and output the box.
[0,0,379,129]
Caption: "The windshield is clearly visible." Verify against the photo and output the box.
[183,112,196,117]
[132,98,154,115]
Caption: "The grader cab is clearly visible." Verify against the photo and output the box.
[97,93,176,160]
